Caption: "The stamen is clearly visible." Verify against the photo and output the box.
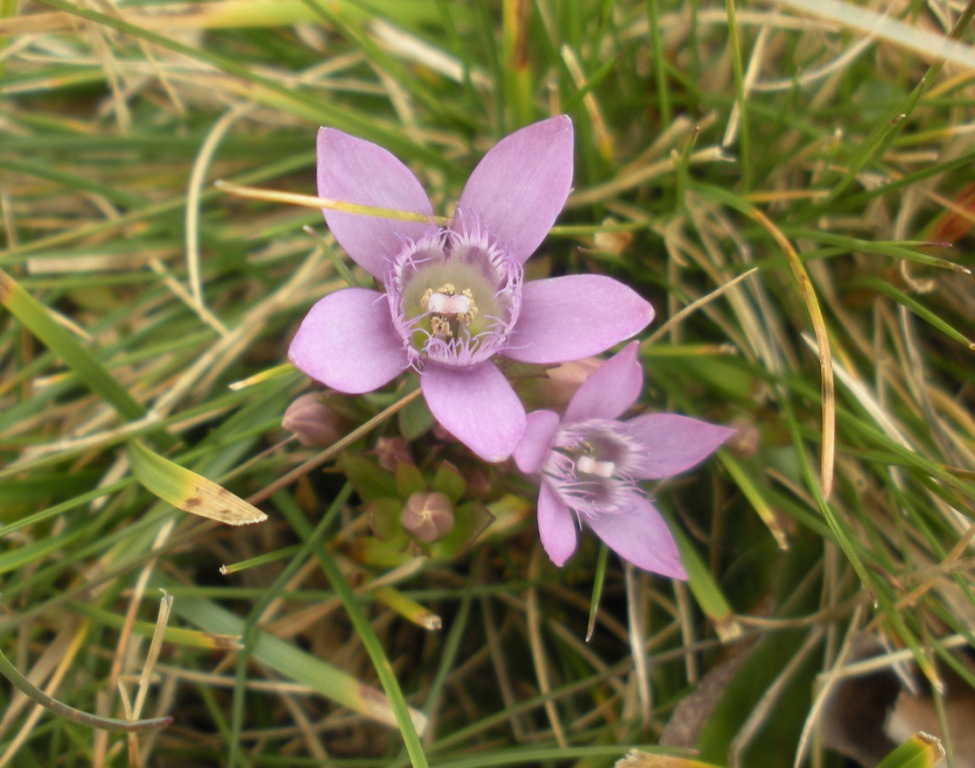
[430,316,452,337]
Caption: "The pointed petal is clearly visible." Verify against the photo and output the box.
[420,362,526,462]
[564,342,642,423]
[587,496,686,578]
[505,275,654,364]
[317,128,434,281]
[457,116,573,263]
[623,414,735,479]
[514,410,561,474]
[288,288,409,394]
[538,481,578,567]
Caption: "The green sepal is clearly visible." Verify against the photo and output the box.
[367,498,407,544]
[430,461,466,503]
[394,461,426,499]
[430,501,493,559]
[340,453,398,503]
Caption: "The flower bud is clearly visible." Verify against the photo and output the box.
[374,436,413,472]
[519,357,603,411]
[593,217,634,257]
[725,419,757,458]
[282,393,345,446]
[400,491,454,543]
[463,465,495,499]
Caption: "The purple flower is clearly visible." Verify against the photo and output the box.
[513,342,735,577]
[289,116,654,461]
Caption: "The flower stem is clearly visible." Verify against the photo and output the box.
[248,387,424,505]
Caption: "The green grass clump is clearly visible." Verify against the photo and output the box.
[1,1,974,766]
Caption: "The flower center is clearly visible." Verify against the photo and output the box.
[575,454,616,479]
[402,264,498,346]
[544,419,641,515]
[386,215,522,368]
[423,284,475,328]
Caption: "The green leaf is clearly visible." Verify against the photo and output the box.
[875,733,945,768]
[669,523,741,642]
[0,268,145,422]
[847,277,975,350]
[587,544,610,642]
[168,590,428,734]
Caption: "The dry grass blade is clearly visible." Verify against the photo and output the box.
[527,547,568,749]
[770,0,975,68]
[747,209,835,500]
[616,750,723,767]
[215,180,451,224]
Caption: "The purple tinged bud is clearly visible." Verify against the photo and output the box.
[726,418,760,458]
[462,465,495,500]
[519,356,603,411]
[401,491,455,543]
[592,218,634,257]
[374,436,414,472]
[282,393,345,446]
[540,357,603,406]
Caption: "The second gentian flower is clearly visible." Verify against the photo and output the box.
[289,117,653,461]
[513,342,735,577]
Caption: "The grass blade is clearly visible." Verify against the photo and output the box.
[127,440,267,526]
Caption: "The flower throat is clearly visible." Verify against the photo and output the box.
[389,217,522,369]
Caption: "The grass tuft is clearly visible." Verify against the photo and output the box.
[2,1,974,766]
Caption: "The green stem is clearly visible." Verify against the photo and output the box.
[724,0,751,190]
[247,387,423,505]
[284,492,429,768]
[645,0,671,127]
[0,647,172,733]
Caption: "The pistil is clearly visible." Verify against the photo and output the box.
[576,455,616,478]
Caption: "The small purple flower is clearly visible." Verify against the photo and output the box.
[513,342,735,577]
[288,117,654,462]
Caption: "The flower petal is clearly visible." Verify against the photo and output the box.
[586,496,686,578]
[288,288,409,394]
[420,362,526,462]
[564,341,642,422]
[456,116,573,263]
[505,275,654,364]
[623,414,735,479]
[538,481,578,567]
[514,410,561,474]
[317,128,434,282]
